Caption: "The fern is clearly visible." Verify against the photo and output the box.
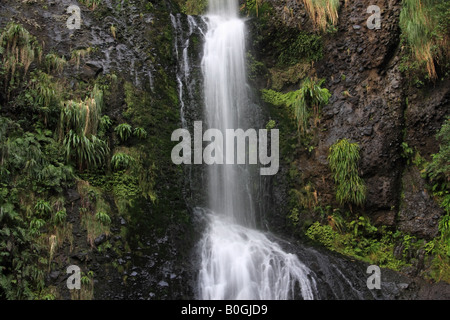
[34,200,52,217]
[111,152,135,171]
[53,209,67,225]
[95,211,111,226]
[114,123,132,142]
[133,127,147,139]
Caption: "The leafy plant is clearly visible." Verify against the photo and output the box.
[182,0,208,15]
[79,0,102,10]
[133,127,147,139]
[111,152,136,171]
[0,22,43,99]
[401,141,414,163]
[53,209,67,225]
[266,119,276,130]
[59,85,109,170]
[399,0,449,79]
[44,53,66,74]
[261,77,330,135]
[328,139,367,208]
[302,0,340,32]
[70,47,92,69]
[294,77,330,133]
[115,123,132,142]
[34,200,52,217]
[95,211,111,226]
[63,130,109,170]
[427,118,450,184]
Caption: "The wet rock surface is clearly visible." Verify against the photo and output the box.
[1,0,448,300]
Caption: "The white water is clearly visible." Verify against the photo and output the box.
[198,0,317,300]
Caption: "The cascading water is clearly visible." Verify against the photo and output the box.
[197,0,317,300]
[168,0,422,302]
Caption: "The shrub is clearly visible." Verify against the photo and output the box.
[399,0,449,79]
[0,22,43,99]
[302,0,340,32]
[328,139,367,208]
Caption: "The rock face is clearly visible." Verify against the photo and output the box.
[1,0,448,300]
[260,0,448,239]
[398,167,442,239]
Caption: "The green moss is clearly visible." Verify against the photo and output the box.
[306,220,410,271]
[269,62,312,91]
[182,0,208,15]
[276,31,323,66]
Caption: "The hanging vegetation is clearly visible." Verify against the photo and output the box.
[0,22,43,99]
[59,85,109,170]
[399,0,450,79]
[301,0,340,31]
[328,139,367,208]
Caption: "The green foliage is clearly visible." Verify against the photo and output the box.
[111,152,136,171]
[306,222,337,249]
[427,118,450,185]
[44,53,66,74]
[79,0,102,10]
[425,214,450,282]
[265,119,276,130]
[294,77,330,134]
[306,218,409,270]
[328,139,367,207]
[262,77,330,135]
[59,85,109,170]
[401,141,414,163]
[133,127,147,139]
[53,209,67,225]
[0,201,47,299]
[98,115,112,138]
[277,32,323,66]
[301,0,340,32]
[34,200,52,218]
[181,0,208,15]
[261,88,295,106]
[95,211,111,226]
[349,216,377,238]
[0,113,75,299]
[70,47,92,69]
[241,0,273,18]
[63,130,109,171]
[425,118,450,216]
[288,208,300,227]
[0,22,43,99]
[399,0,449,79]
[115,123,132,142]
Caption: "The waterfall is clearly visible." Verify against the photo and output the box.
[197,0,317,300]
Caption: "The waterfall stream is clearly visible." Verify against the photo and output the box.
[196,0,317,300]
[169,0,413,301]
